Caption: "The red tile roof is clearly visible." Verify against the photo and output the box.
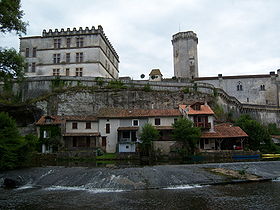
[36,115,65,125]
[98,108,182,118]
[187,103,214,115]
[201,123,248,139]
[63,115,98,121]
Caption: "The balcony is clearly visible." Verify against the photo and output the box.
[194,122,211,129]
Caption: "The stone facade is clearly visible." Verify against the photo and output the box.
[20,26,119,78]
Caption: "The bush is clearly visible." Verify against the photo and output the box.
[143,84,152,92]
[107,80,126,89]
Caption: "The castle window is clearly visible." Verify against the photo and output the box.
[260,85,265,91]
[25,48,29,57]
[54,38,61,49]
[53,69,60,76]
[53,53,61,64]
[76,37,84,47]
[75,68,83,76]
[32,47,37,57]
[66,38,71,48]
[66,68,70,76]
[66,53,70,63]
[247,98,249,102]
[31,62,36,72]
[237,82,243,91]
[76,52,83,63]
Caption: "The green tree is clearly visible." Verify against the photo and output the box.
[0,0,28,35]
[235,115,272,151]
[139,123,159,156]
[172,117,201,155]
[0,112,37,170]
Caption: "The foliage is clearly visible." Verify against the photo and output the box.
[267,123,280,135]
[107,80,126,89]
[0,48,26,81]
[139,123,159,155]
[51,76,66,90]
[172,117,201,155]
[193,83,198,92]
[39,125,62,151]
[213,88,218,97]
[0,0,28,35]
[182,87,190,94]
[235,115,272,151]
[143,84,152,92]
[0,112,38,170]
[95,77,104,86]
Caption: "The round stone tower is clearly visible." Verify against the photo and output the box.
[172,31,198,79]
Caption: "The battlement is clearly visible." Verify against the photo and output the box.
[172,31,198,43]
[42,25,119,60]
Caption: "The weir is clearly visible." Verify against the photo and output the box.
[1,161,280,192]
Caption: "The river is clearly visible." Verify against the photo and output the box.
[1,162,280,209]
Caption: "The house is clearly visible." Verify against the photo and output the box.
[36,115,100,153]
[97,108,181,153]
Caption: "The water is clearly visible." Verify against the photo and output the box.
[1,181,280,209]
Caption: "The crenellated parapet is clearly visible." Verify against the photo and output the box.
[172,31,198,43]
[42,25,119,60]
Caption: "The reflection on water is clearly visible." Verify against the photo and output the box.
[1,181,280,209]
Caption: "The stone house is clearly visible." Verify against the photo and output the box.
[20,26,119,78]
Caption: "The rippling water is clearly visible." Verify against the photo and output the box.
[1,181,280,209]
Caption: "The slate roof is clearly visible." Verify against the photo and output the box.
[98,108,182,118]
[36,115,98,125]
[201,123,248,139]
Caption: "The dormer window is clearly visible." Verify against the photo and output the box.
[132,119,139,126]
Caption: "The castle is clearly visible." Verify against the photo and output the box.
[19,26,280,107]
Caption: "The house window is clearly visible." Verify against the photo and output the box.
[75,68,83,76]
[106,123,110,133]
[53,54,61,64]
[174,118,178,123]
[66,38,71,48]
[31,63,36,72]
[205,139,209,144]
[102,137,107,147]
[32,47,37,57]
[43,130,49,138]
[53,69,60,76]
[86,122,91,129]
[237,82,243,91]
[66,68,70,76]
[155,118,161,126]
[73,137,77,147]
[66,53,70,63]
[76,52,83,63]
[25,48,29,57]
[260,85,265,91]
[76,37,84,47]
[122,131,130,139]
[72,122,78,129]
[132,119,139,126]
[54,38,61,48]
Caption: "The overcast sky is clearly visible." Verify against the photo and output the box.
[1,0,280,79]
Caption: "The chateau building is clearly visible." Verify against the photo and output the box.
[20,26,119,78]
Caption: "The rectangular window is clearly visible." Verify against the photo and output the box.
[86,122,91,129]
[66,68,70,76]
[53,54,61,64]
[32,47,37,57]
[122,131,130,139]
[54,38,61,48]
[53,69,60,76]
[102,137,106,147]
[106,123,110,133]
[66,38,71,48]
[76,52,83,63]
[75,68,83,76]
[76,37,84,47]
[155,118,161,126]
[132,119,139,126]
[66,53,70,63]
[31,63,36,72]
[72,122,78,129]
[25,48,29,57]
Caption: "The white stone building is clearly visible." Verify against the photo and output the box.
[20,26,119,78]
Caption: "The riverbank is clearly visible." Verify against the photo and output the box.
[1,161,280,190]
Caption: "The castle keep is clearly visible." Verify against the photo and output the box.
[20,26,119,78]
